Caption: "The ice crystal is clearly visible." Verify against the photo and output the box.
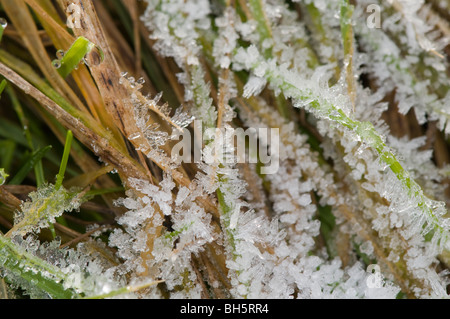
[9,184,85,237]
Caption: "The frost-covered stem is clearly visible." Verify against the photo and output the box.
[83,280,164,299]
[216,188,238,256]
[189,65,217,131]
[211,76,248,296]
[302,2,340,79]
[216,71,228,129]
[0,235,78,298]
[214,64,241,265]
[190,4,254,296]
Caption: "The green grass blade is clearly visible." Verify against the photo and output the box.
[55,130,73,190]
[0,168,9,186]
[340,0,356,111]
[0,118,31,147]
[0,235,78,299]
[8,145,52,185]
[54,36,96,78]
[0,118,78,176]
[0,18,6,44]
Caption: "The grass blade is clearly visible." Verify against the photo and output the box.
[0,79,7,96]
[0,234,78,299]
[6,85,46,186]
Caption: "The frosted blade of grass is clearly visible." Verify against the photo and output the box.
[0,235,78,299]
[302,3,340,80]
[6,84,46,186]
[247,0,272,58]
[0,79,7,96]
[216,186,238,256]
[83,280,164,299]
[8,145,52,185]
[54,37,97,79]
